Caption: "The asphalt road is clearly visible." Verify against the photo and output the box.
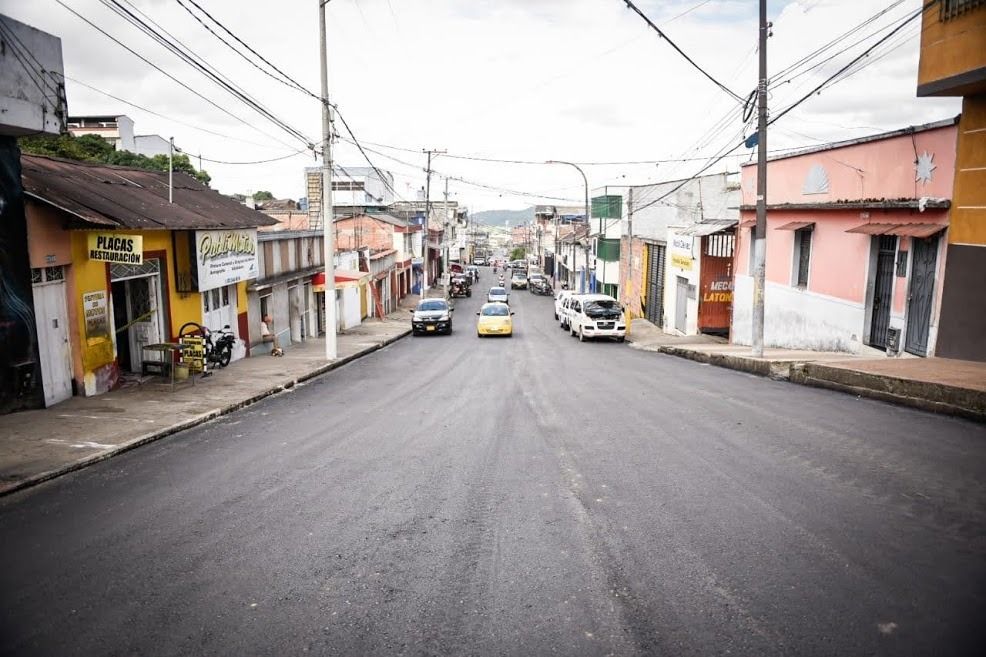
[2,267,985,656]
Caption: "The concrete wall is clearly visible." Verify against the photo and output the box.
[663,229,700,335]
[0,16,64,136]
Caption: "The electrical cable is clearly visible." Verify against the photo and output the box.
[619,0,744,104]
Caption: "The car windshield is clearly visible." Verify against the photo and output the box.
[584,299,621,318]
[512,274,525,279]
[418,300,447,311]
[482,305,509,316]
[490,288,506,295]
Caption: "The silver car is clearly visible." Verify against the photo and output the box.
[487,286,509,304]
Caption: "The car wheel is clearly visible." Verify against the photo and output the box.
[477,332,483,338]
[579,327,586,342]
[554,312,558,320]
[618,336,626,343]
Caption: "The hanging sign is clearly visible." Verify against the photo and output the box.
[87,233,143,264]
[195,229,259,292]
[82,290,110,340]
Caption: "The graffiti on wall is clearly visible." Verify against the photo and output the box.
[0,137,43,413]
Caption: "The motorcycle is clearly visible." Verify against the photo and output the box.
[178,322,236,369]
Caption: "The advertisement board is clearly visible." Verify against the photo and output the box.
[82,290,110,340]
[87,233,143,264]
[195,229,259,292]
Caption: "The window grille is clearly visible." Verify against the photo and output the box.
[941,0,985,20]
[110,258,160,281]
[31,268,43,284]
[44,266,64,282]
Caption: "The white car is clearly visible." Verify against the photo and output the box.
[488,286,509,304]
[567,294,627,342]
[554,290,574,320]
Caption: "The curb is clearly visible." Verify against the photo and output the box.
[658,345,794,380]
[0,328,412,498]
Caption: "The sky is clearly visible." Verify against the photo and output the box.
[1,0,962,212]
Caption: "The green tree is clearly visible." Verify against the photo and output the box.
[18,132,211,186]
[509,247,527,261]
[252,190,274,200]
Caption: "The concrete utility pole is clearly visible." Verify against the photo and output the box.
[168,137,174,204]
[442,176,449,300]
[422,149,445,297]
[626,186,633,312]
[751,0,769,358]
[319,0,337,360]
[546,160,589,292]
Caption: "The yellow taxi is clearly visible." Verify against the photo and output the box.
[476,302,514,337]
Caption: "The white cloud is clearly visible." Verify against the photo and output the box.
[0,0,960,210]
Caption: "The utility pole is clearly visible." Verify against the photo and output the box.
[319,0,337,360]
[442,176,449,300]
[422,149,445,298]
[168,137,174,204]
[751,0,769,358]
[626,187,633,313]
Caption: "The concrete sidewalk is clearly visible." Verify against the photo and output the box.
[0,312,414,497]
[628,318,986,422]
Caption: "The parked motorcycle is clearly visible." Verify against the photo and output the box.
[178,322,235,368]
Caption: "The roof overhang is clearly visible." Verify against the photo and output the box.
[846,223,947,238]
[675,220,737,236]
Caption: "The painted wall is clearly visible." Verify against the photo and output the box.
[663,229,700,335]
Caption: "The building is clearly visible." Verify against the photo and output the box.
[621,173,739,330]
[20,154,276,405]
[305,166,397,229]
[67,115,179,161]
[916,0,986,361]
[590,194,623,298]
[732,119,957,356]
[0,15,66,414]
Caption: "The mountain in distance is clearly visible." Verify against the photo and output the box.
[471,207,533,227]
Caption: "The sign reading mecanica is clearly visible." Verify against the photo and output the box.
[195,229,259,292]
[87,233,143,264]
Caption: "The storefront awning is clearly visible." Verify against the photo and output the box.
[676,220,738,236]
[739,219,756,229]
[845,223,947,238]
[775,221,815,231]
[312,269,370,292]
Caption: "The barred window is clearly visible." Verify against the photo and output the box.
[794,227,813,288]
[44,266,64,282]
[31,268,43,284]
[941,0,985,20]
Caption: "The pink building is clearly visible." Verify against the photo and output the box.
[733,118,957,357]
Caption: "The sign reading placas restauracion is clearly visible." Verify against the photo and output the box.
[195,229,259,292]
[87,233,143,264]
[83,290,109,340]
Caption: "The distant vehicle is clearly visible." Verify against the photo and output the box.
[567,294,626,342]
[510,273,528,289]
[466,265,480,282]
[473,257,487,266]
[487,286,509,304]
[529,276,552,296]
[451,274,472,297]
[410,298,454,336]
[476,302,514,337]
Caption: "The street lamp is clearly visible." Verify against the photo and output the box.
[545,160,589,292]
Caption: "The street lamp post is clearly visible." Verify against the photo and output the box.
[546,160,589,292]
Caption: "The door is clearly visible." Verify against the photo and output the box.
[202,285,235,333]
[675,276,689,333]
[32,277,72,406]
[645,244,666,327]
[698,252,733,334]
[905,234,938,356]
[125,276,161,373]
[869,235,896,348]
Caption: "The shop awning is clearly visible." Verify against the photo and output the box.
[739,219,756,229]
[845,223,946,238]
[311,269,370,292]
[775,221,815,231]
[676,220,738,236]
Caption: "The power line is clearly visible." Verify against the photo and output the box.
[195,149,310,165]
[55,0,303,151]
[619,0,744,104]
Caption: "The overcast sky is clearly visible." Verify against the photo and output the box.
[1,0,961,211]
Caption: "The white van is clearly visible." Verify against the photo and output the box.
[567,294,626,342]
[554,290,574,321]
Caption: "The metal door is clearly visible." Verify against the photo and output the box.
[645,243,665,327]
[868,235,896,348]
[127,276,161,372]
[675,276,688,333]
[32,278,72,406]
[905,234,938,356]
[698,252,733,333]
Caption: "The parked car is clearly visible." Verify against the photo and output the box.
[567,294,626,342]
[474,257,486,266]
[554,290,574,320]
[528,273,549,294]
[510,273,528,289]
[410,298,454,335]
[487,286,509,304]
[476,302,514,337]
[451,274,472,297]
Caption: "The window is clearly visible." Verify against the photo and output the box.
[794,227,813,288]
[260,294,272,319]
[941,0,984,21]
[31,266,65,284]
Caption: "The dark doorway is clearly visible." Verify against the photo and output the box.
[111,281,131,371]
[645,243,665,327]
[905,234,939,356]
[869,235,896,348]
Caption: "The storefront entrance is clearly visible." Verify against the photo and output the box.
[110,259,165,373]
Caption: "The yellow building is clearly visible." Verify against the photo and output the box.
[917,0,986,361]
[22,154,275,403]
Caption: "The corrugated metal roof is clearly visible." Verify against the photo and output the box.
[676,220,737,236]
[21,154,277,230]
[775,221,815,231]
[846,223,901,235]
[889,223,947,238]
